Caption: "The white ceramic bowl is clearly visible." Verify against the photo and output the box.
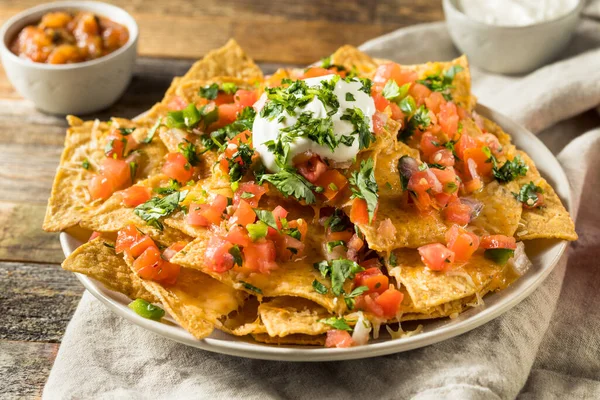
[0,1,138,115]
[443,0,584,74]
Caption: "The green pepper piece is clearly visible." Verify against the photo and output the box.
[128,299,165,321]
[484,248,515,265]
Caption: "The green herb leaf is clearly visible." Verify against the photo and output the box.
[349,158,379,223]
[198,83,219,100]
[493,155,529,183]
[324,209,349,233]
[260,168,317,204]
[153,179,181,195]
[240,281,263,294]
[382,80,410,103]
[118,127,136,136]
[343,285,369,310]
[178,140,200,166]
[341,107,375,150]
[513,181,544,207]
[345,92,356,101]
[389,252,397,267]
[82,158,90,170]
[229,245,243,267]
[128,299,165,321]
[312,279,328,294]
[399,95,417,115]
[320,316,352,331]
[141,118,162,144]
[134,190,188,230]
[129,161,138,184]
[416,65,464,100]
[400,105,431,142]
[327,240,346,252]
[254,209,279,230]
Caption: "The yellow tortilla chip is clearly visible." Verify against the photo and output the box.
[171,222,350,314]
[219,296,266,336]
[399,291,488,321]
[126,256,247,340]
[43,117,167,232]
[252,333,325,346]
[468,180,523,236]
[258,297,331,337]
[62,239,157,303]
[328,45,379,76]
[181,39,263,84]
[387,249,514,312]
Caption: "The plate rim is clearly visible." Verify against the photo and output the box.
[59,103,571,362]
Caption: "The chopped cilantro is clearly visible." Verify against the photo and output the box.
[128,161,138,184]
[399,95,417,115]
[253,209,279,230]
[229,245,243,267]
[493,155,529,183]
[327,240,346,252]
[514,181,544,207]
[134,190,188,230]
[344,285,368,310]
[178,140,200,166]
[346,92,356,101]
[340,107,375,150]
[166,103,218,131]
[312,279,328,295]
[324,209,349,233]
[389,252,397,267]
[259,168,317,204]
[416,65,464,101]
[198,83,219,100]
[103,242,115,249]
[315,258,364,296]
[153,179,181,195]
[203,106,256,152]
[118,127,136,136]
[400,105,431,142]
[320,316,352,331]
[349,158,379,223]
[382,80,410,103]
[82,159,90,170]
[141,118,162,144]
[240,281,263,294]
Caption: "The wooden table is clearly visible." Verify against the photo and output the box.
[0,1,443,397]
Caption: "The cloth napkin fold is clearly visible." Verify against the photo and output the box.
[44,6,600,399]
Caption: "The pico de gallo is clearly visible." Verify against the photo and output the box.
[10,11,129,64]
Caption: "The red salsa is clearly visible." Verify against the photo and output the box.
[10,11,129,64]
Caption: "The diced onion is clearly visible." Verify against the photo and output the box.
[351,311,372,346]
[509,242,532,276]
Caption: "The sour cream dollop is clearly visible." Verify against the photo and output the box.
[458,0,579,27]
[252,74,376,172]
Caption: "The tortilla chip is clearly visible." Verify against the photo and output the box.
[252,333,325,346]
[328,45,379,76]
[219,296,266,336]
[258,297,331,337]
[127,258,247,340]
[171,223,350,314]
[62,239,157,303]
[387,249,513,311]
[43,117,167,232]
[181,39,263,84]
[468,180,523,236]
[399,292,487,321]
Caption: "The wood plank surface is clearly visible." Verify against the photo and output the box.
[0,1,444,398]
[0,0,443,64]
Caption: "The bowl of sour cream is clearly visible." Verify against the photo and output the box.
[443,0,584,74]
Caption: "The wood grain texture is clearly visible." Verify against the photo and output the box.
[0,0,443,63]
[0,1,443,396]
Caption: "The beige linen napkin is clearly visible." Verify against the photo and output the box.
[43,5,600,400]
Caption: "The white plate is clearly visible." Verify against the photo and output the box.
[60,104,571,361]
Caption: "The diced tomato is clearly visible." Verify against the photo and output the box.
[279,234,305,261]
[105,131,138,159]
[375,287,404,318]
[389,103,404,120]
[225,225,252,247]
[295,155,328,184]
[299,67,332,80]
[205,235,235,273]
[115,224,155,258]
[372,92,391,113]
[354,268,388,294]
[420,131,442,160]
[162,153,193,183]
[411,189,433,212]
[359,258,381,269]
[438,101,459,138]
[212,92,234,106]
[455,132,477,160]
[121,185,151,207]
[373,62,418,86]
[133,245,162,279]
[272,206,288,229]
[234,89,258,108]
[409,83,432,105]
[162,241,187,261]
[346,233,364,260]
[442,200,472,225]
[154,261,181,285]
[216,103,239,127]
[167,95,187,111]
[129,235,156,259]
[463,147,492,177]
[418,243,455,271]
[445,225,479,261]
[372,111,387,135]
[480,235,517,250]
[430,148,455,167]
[464,177,484,193]
[350,198,370,224]
[234,181,267,208]
[431,167,458,187]
[325,330,354,348]
[231,199,256,226]
[88,175,114,201]
[524,193,545,209]
[327,230,353,242]
[314,169,348,201]
[88,231,102,241]
[186,195,228,226]
[425,92,445,114]
[243,240,278,273]
[408,170,438,193]
[361,293,384,317]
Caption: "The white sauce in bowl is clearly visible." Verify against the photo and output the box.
[252,74,375,172]
[458,0,579,27]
